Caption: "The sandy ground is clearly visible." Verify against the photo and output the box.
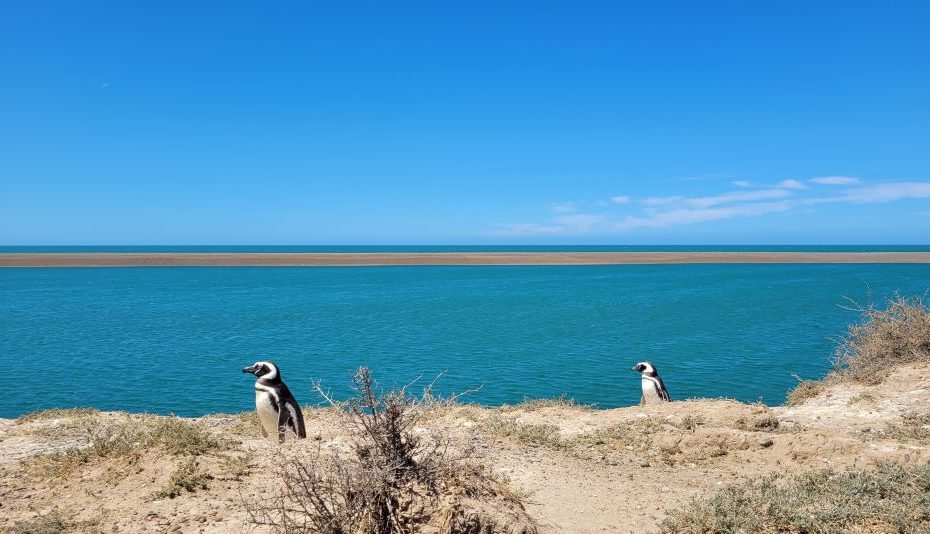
[3,252,930,267]
[2,365,929,533]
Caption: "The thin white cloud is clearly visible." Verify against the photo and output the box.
[777,179,807,190]
[684,188,791,209]
[810,176,860,186]
[837,182,930,204]
[731,180,752,188]
[549,202,577,213]
[642,195,685,207]
[619,201,792,229]
[493,178,929,237]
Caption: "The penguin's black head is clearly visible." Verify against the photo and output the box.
[631,361,658,377]
[242,360,279,380]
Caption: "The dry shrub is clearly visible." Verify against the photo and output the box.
[785,380,824,406]
[835,295,930,385]
[247,367,536,534]
[658,461,930,533]
[786,295,930,404]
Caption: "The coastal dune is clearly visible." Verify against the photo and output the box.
[3,251,930,267]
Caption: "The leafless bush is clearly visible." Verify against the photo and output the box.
[834,294,930,384]
[787,294,930,403]
[248,367,536,534]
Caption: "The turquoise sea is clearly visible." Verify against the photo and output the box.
[2,256,930,418]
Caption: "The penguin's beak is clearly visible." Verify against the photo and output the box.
[242,365,257,375]
[631,365,641,372]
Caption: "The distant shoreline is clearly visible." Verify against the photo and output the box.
[3,252,930,267]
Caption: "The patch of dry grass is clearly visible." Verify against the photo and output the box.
[785,380,825,406]
[6,509,71,534]
[879,412,930,442]
[658,461,930,533]
[25,415,228,478]
[151,458,212,499]
[847,391,877,405]
[501,394,589,412]
[734,406,780,432]
[5,509,101,534]
[16,408,101,425]
[482,416,567,449]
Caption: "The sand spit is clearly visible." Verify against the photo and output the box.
[3,363,930,533]
[3,251,930,267]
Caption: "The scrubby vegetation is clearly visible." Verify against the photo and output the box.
[25,414,227,478]
[836,295,930,384]
[152,458,212,499]
[247,367,536,534]
[16,407,101,424]
[787,295,930,404]
[658,461,930,533]
[7,509,72,534]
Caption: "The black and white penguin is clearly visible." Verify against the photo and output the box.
[242,360,307,442]
[632,361,671,405]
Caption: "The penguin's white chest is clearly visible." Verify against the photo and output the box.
[255,389,279,437]
[641,378,663,405]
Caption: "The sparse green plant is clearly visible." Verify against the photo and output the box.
[221,453,252,480]
[151,458,212,499]
[658,461,930,533]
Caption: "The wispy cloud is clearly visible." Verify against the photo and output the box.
[684,188,790,209]
[835,182,930,203]
[549,202,577,213]
[810,176,859,186]
[777,179,807,190]
[620,201,792,229]
[493,178,930,237]
[731,180,752,188]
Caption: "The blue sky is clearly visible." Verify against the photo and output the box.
[1,2,928,244]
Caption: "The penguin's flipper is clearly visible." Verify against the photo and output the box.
[289,404,307,438]
[656,376,671,402]
[276,399,291,443]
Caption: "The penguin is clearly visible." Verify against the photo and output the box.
[242,360,306,442]
[632,361,671,405]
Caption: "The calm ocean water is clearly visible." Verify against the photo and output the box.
[2,262,930,418]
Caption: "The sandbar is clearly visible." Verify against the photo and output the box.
[2,252,930,267]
